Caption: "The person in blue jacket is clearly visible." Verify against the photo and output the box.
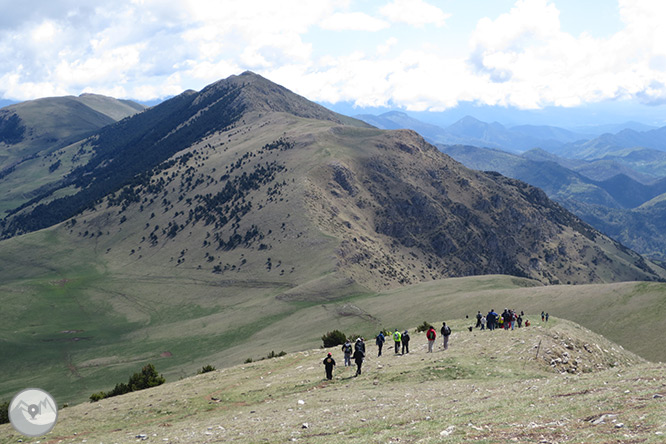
[375,331,385,357]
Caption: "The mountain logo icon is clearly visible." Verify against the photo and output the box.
[8,388,58,437]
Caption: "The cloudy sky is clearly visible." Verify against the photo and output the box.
[2,0,666,121]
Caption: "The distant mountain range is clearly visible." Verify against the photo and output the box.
[356,111,666,160]
[355,112,666,182]
[356,112,593,152]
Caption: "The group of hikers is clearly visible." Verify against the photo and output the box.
[322,322,452,379]
[474,309,549,330]
[323,309,549,380]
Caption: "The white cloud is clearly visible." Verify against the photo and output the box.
[380,0,451,27]
[3,0,666,115]
[320,12,389,32]
[377,37,398,55]
[462,0,666,109]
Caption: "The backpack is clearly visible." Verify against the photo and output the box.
[402,332,410,342]
[426,329,435,340]
[355,341,365,353]
[343,343,352,354]
[444,326,451,336]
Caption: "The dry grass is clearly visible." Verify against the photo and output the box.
[2,317,664,444]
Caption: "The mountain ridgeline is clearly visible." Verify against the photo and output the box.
[0,94,146,216]
[1,72,664,288]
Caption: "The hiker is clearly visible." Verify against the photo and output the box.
[341,340,353,367]
[323,353,336,380]
[353,346,364,376]
[480,315,486,331]
[525,319,531,327]
[393,329,402,354]
[376,331,385,357]
[541,311,545,322]
[517,314,523,328]
[355,337,366,355]
[426,325,436,352]
[487,309,497,331]
[441,322,451,350]
[401,330,410,354]
[545,313,549,322]
[501,309,511,330]
[475,311,482,328]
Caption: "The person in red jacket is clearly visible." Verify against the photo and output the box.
[426,325,436,353]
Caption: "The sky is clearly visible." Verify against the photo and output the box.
[2,0,666,125]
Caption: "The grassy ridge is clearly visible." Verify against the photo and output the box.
[1,318,663,443]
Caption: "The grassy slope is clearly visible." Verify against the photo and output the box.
[1,318,664,443]
[1,224,665,409]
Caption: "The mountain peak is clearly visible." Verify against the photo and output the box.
[196,71,362,126]
[381,111,410,118]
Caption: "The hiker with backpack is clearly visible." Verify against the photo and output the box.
[322,353,336,380]
[376,331,385,357]
[441,322,451,350]
[426,325,436,353]
[475,311,482,328]
[341,340,353,367]
[401,330,410,354]
[353,346,365,376]
[355,337,366,355]
[393,329,402,354]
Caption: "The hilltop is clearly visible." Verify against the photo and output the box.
[0,93,144,160]
[0,94,145,214]
[1,317,664,443]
